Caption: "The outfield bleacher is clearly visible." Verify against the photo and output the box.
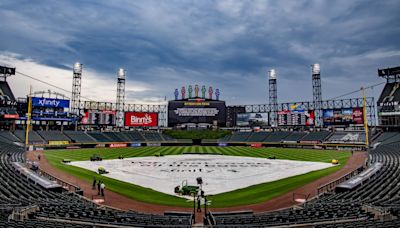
[86,132,111,142]
[37,131,70,143]
[13,130,45,144]
[229,132,251,142]
[326,131,366,144]
[63,131,96,143]
[0,131,20,143]
[142,131,163,141]
[246,132,270,142]
[300,131,331,142]
[265,131,291,142]
[102,132,125,142]
[283,132,307,142]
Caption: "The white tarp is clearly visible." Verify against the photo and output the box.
[70,155,333,196]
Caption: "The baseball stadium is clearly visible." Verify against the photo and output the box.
[0,1,400,227]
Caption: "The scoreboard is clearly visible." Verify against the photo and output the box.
[168,99,226,126]
[278,110,314,126]
[81,110,116,125]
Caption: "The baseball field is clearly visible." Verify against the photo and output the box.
[44,146,350,208]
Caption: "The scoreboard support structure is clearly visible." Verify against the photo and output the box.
[244,97,376,127]
[80,101,167,127]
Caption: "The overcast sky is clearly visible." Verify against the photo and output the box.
[0,0,399,105]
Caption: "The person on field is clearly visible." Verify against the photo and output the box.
[92,177,96,190]
[100,182,105,197]
[197,196,201,212]
[97,181,101,195]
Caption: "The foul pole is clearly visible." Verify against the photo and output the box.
[25,86,32,152]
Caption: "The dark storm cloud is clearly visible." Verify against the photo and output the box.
[0,0,399,104]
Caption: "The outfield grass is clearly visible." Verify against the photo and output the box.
[44,146,350,208]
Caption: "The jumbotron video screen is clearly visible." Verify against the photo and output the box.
[168,99,226,126]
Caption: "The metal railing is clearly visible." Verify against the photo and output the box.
[317,166,363,195]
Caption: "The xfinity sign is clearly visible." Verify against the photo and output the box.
[32,97,70,108]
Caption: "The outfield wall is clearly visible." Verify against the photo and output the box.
[29,139,366,151]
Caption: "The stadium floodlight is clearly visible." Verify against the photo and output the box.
[73,62,82,74]
[268,69,277,79]
[312,63,320,75]
[118,68,126,79]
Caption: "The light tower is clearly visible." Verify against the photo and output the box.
[312,63,323,127]
[269,69,278,127]
[116,68,126,128]
[71,62,82,121]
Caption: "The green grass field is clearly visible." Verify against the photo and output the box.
[44,146,350,208]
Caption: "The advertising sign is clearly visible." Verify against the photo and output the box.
[32,97,70,108]
[323,108,364,125]
[236,113,269,127]
[109,143,127,148]
[124,112,158,127]
[130,143,141,147]
[352,108,364,124]
[48,141,69,145]
[250,143,262,148]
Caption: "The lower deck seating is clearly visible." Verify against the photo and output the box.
[212,142,400,227]
[0,141,192,227]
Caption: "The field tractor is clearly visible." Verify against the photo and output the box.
[331,159,339,165]
[98,167,109,174]
[90,154,103,161]
[174,180,199,196]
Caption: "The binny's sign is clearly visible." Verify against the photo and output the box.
[32,97,70,108]
[124,112,158,127]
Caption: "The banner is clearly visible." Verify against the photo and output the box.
[147,143,161,147]
[32,97,70,108]
[352,108,364,124]
[250,143,262,148]
[130,143,141,147]
[124,112,158,127]
[3,114,19,119]
[109,143,127,148]
[48,141,69,145]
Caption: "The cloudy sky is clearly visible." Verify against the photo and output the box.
[0,0,399,105]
